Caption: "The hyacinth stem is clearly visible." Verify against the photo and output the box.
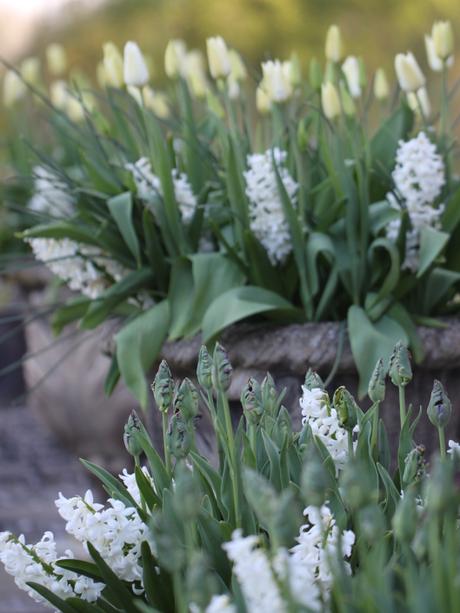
[173,571,187,613]
[399,386,406,429]
[220,389,241,527]
[162,412,172,476]
[347,430,354,459]
[438,427,446,459]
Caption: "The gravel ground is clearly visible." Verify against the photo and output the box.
[0,404,93,613]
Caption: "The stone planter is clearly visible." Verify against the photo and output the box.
[157,319,460,456]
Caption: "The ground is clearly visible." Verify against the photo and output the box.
[0,404,93,613]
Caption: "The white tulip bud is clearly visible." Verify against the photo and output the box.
[256,85,272,114]
[321,81,341,119]
[374,68,389,100]
[184,50,208,98]
[103,42,124,88]
[394,52,425,92]
[287,53,302,87]
[342,55,361,98]
[432,21,454,61]
[3,70,27,107]
[261,60,293,103]
[325,25,343,63]
[407,87,431,119]
[66,96,85,122]
[123,41,149,87]
[21,57,41,85]
[229,49,247,81]
[425,35,443,72]
[165,39,187,78]
[206,36,231,79]
[46,43,67,75]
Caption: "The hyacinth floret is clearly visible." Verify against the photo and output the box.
[28,165,75,218]
[244,148,298,265]
[386,132,445,272]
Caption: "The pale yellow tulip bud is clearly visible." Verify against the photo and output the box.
[256,85,272,114]
[325,25,343,63]
[103,42,124,88]
[342,56,361,98]
[374,68,389,100]
[46,43,67,75]
[425,35,443,72]
[432,21,454,61]
[143,86,170,118]
[3,70,27,107]
[21,57,41,85]
[206,36,231,79]
[50,80,68,109]
[184,50,208,98]
[407,87,431,119]
[229,49,247,81]
[287,53,302,87]
[66,96,85,122]
[165,39,187,78]
[321,81,341,119]
[394,52,425,92]
[123,41,149,87]
[261,60,293,103]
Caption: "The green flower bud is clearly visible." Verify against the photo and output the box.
[309,57,323,90]
[212,343,232,391]
[392,489,418,543]
[123,410,143,458]
[388,341,412,387]
[197,345,213,390]
[152,360,174,413]
[301,450,330,507]
[427,379,452,429]
[173,463,202,521]
[304,368,325,391]
[261,373,281,416]
[402,445,426,488]
[368,358,386,403]
[167,413,192,460]
[241,377,264,425]
[174,378,199,421]
[333,386,358,431]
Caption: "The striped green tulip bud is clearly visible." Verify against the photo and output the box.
[123,410,143,458]
[197,345,213,390]
[427,380,451,429]
[388,341,412,387]
[304,369,325,391]
[333,386,358,430]
[212,343,232,391]
[261,373,279,415]
[152,360,174,413]
[167,413,191,460]
[402,445,426,487]
[241,378,264,425]
[174,378,199,421]
[368,358,386,403]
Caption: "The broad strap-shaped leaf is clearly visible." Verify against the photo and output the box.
[107,192,141,265]
[201,286,297,342]
[115,300,170,408]
[371,105,413,178]
[80,459,140,511]
[52,296,92,334]
[55,558,102,581]
[348,305,409,397]
[421,267,460,314]
[367,237,400,308]
[26,583,78,613]
[417,226,449,278]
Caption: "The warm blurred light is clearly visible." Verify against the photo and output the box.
[0,0,70,14]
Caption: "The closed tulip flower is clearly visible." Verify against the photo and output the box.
[321,81,341,119]
[261,60,293,103]
[103,42,124,88]
[46,43,67,75]
[229,49,247,81]
[184,50,208,98]
[3,70,27,107]
[374,68,389,100]
[432,20,454,61]
[206,36,231,79]
[256,85,271,114]
[165,39,187,78]
[325,25,343,63]
[21,57,41,85]
[394,52,425,92]
[123,41,149,87]
[342,56,361,98]
[407,87,431,119]
[425,35,443,72]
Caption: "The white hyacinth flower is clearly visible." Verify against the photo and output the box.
[447,440,460,457]
[205,594,237,613]
[28,166,75,218]
[126,157,198,223]
[385,132,445,272]
[244,148,298,265]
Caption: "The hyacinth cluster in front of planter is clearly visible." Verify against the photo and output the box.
[2,20,460,403]
[2,343,460,612]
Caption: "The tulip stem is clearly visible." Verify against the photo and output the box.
[220,389,241,527]
[438,427,446,459]
[399,386,406,429]
[347,430,354,459]
[370,401,380,456]
[162,412,172,476]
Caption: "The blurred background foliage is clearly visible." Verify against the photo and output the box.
[10,0,460,85]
